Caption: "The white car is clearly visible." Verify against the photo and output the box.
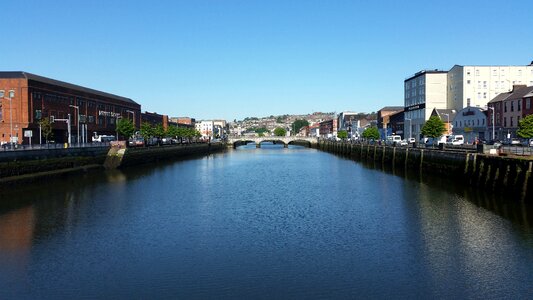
[399,140,408,146]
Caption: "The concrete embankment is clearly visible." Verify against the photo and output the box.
[0,143,226,185]
[318,141,533,201]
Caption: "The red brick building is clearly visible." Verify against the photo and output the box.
[0,72,141,145]
[141,111,169,130]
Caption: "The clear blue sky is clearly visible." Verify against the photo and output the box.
[1,0,532,121]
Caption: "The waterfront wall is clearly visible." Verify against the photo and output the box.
[0,143,226,183]
[318,141,533,201]
[0,147,108,179]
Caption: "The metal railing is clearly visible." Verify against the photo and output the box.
[0,142,111,152]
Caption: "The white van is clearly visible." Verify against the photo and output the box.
[386,135,402,145]
[446,135,464,145]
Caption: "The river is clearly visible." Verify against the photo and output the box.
[1,143,532,299]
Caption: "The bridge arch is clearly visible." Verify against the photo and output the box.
[228,136,318,149]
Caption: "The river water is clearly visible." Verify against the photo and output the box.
[1,143,532,299]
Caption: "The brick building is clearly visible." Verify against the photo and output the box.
[0,72,141,145]
[141,111,169,130]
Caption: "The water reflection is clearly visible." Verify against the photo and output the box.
[0,146,532,298]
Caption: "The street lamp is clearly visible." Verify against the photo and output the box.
[0,90,15,146]
[488,106,495,141]
[69,105,79,146]
[126,110,135,128]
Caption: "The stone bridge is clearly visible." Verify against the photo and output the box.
[227,136,318,148]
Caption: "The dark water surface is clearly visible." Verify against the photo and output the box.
[1,143,533,299]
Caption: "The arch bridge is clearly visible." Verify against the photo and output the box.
[228,136,318,148]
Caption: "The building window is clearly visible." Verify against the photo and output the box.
[510,117,513,127]
[88,116,94,123]
[477,81,481,89]
[467,80,471,84]
[504,102,507,112]
[511,101,514,112]
[483,81,487,88]
[504,117,507,127]
[518,101,521,111]
[483,92,487,99]
[478,92,482,99]
[475,70,480,76]
[527,98,531,110]
[35,110,42,120]
[467,98,471,106]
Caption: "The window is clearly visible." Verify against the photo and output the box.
[483,119,485,125]
[478,92,482,99]
[493,69,497,76]
[467,98,471,106]
[467,80,471,84]
[477,81,482,89]
[510,117,513,127]
[527,98,531,110]
[518,101,521,111]
[475,70,480,76]
[35,110,42,120]
[511,101,514,112]
[504,102,507,112]
[504,117,507,127]
[483,81,487,88]
[483,92,487,99]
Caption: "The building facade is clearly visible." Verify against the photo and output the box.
[448,64,533,111]
[404,70,448,140]
[0,72,140,145]
[451,107,487,143]
[377,106,404,139]
[487,85,533,140]
[319,119,337,138]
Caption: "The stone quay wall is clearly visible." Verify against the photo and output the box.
[318,141,533,202]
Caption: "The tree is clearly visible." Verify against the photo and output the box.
[153,124,165,138]
[291,119,309,135]
[337,130,348,140]
[39,118,54,143]
[276,116,284,123]
[517,115,533,139]
[362,127,380,140]
[274,127,287,136]
[116,118,135,140]
[140,122,154,140]
[421,116,446,138]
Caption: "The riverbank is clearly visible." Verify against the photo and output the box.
[318,141,533,201]
[0,143,226,186]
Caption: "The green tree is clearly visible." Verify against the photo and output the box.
[166,125,179,138]
[153,124,165,138]
[39,118,54,143]
[140,122,154,140]
[116,118,135,140]
[276,116,284,123]
[291,119,309,135]
[254,127,269,135]
[517,115,533,139]
[274,127,287,136]
[337,130,348,140]
[362,126,380,140]
[421,116,446,138]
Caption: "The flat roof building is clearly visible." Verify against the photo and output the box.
[0,72,141,145]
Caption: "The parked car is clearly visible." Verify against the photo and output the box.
[503,138,521,146]
[399,140,408,146]
[446,135,464,145]
[128,137,145,147]
[161,137,173,145]
[408,138,416,144]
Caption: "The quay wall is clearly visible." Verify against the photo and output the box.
[0,143,226,184]
[318,141,533,201]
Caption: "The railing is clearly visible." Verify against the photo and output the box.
[0,142,111,152]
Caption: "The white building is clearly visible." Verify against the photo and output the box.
[448,64,533,111]
[196,120,214,138]
[404,70,448,140]
[451,106,487,143]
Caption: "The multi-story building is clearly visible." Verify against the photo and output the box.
[319,119,337,138]
[377,106,404,139]
[0,71,141,145]
[337,111,359,137]
[213,120,228,138]
[195,120,214,138]
[141,111,169,130]
[487,85,533,140]
[169,117,196,128]
[387,110,405,138]
[404,70,448,140]
[448,64,533,111]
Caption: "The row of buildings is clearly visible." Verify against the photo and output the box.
[0,72,225,145]
[299,62,533,143]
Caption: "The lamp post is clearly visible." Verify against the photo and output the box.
[69,105,79,146]
[488,106,495,141]
[126,110,135,128]
[0,90,15,146]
